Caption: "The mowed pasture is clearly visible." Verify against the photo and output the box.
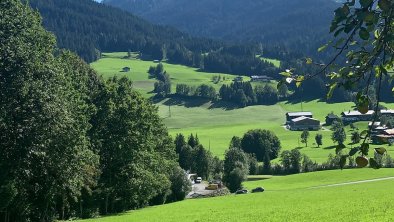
[75,169,394,222]
[91,52,248,97]
[91,52,394,162]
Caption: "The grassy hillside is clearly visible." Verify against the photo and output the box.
[91,52,394,162]
[91,52,249,97]
[75,169,394,222]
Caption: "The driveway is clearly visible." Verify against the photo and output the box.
[186,182,216,198]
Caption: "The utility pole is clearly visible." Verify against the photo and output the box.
[300,87,304,111]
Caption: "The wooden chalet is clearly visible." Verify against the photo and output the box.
[325,113,340,125]
[373,129,394,144]
[341,110,374,123]
[250,75,272,82]
[380,109,394,117]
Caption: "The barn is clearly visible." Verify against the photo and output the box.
[288,116,321,131]
[341,110,374,123]
[286,112,313,123]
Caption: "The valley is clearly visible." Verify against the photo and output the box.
[3,0,393,221]
[91,52,394,162]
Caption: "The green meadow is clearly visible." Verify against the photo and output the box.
[91,52,248,97]
[91,52,394,162]
[261,57,281,68]
[75,169,394,222]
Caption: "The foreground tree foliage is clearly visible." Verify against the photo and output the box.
[90,77,178,214]
[0,1,180,221]
[280,0,394,168]
[0,1,99,221]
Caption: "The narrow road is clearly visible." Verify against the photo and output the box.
[309,176,394,189]
[187,182,216,198]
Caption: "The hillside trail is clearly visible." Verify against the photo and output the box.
[308,176,394,189]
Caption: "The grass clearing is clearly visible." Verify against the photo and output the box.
[75,169,394,222]
[256,55,281,68]
[91,52,247,97]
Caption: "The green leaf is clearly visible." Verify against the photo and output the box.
[374,30,380,39]
[327,83,338,99]
[360,130,369,139]
[369,158,381,169]
[339,155,348,170]
[306,58,313,65]
[341,5,350,15]
[360,0,373,8]
[318,44,329,52]
[295,76,304,88]
[356,94,369,114]
[349,147,359,156]
[378,0,391,12]
[336,143,346,154]
[375,147,387,155]
[364,12,375,24]
[359,28,370,40]
[360,143,369,156]
[280,72,291,77]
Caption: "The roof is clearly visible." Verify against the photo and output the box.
[291,116,319,123]
[384,129,394,135]
[287,112,313,117]
[368,122,381,126]
[251,75,272,79]
[381,110,394,114]
[376,134,394,138]
[326,113,339,118]
[342,110,374,116]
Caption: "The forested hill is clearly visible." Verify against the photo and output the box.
[27,0,220,63]
[103,0,339,57]
[27,0,281,77]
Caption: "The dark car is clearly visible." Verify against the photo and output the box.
[235,189,248,194]
[251,187,265,193]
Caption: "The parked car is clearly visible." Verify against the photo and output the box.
[251,187,265,193]
[195,177,202,183]
[235,189,248,194]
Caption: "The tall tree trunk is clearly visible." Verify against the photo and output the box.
[80,199,83,218]
[105,193,109,215]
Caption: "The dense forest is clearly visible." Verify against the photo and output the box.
[27,0,281,77]
[27,0,384,105]
[103,0,339,59]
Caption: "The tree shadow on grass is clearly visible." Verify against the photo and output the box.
[161,96,210,108]
[208,100,239,111]
[151,95,241,110]
[323,145,336,150]
[283,97,325,105]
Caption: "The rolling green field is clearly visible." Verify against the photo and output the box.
[75,169,394,222]
[91,52,394,162]
[91,52,249,97]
